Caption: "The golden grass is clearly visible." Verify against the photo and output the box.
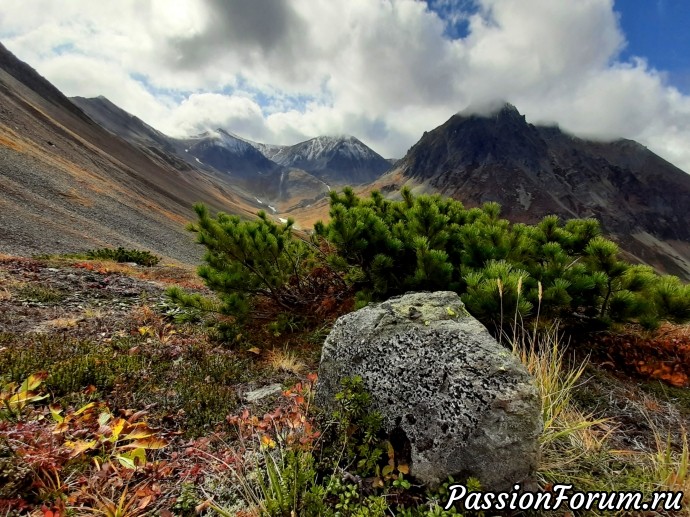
[510,325,611,473]
[45,318,81,329]
[511,321,690,515]
[0,285,11,301]
[83,307,106,319]
[82,259,203,288]
[265,348,306,375]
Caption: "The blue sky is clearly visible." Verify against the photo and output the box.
[425,0,690,93]
[616,0,690,92]
[1,0,690,170]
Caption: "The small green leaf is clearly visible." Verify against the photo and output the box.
[49,403,64,423]
[116,454,136,469]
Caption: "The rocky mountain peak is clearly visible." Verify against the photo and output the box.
[402,103,546,180]
[395,104,690,279]
[253,133,391,185]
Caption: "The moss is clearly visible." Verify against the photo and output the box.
[15,284,67,303]
[0,437,32,499]
[389,296,471,324]
[0,328,251,434]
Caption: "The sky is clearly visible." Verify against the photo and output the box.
[1,0,689,171]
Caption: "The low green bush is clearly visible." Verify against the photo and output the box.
[314,188,690,330]
[86,246,160,266]
[168,204,348,323]
[179,189,690,335]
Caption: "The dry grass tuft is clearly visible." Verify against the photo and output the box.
[45,317,81,329]
[265,348,306,375]
[0,285,11,301]
[83,307,106,319]
[511,324,611,473]
[646,421,690,505]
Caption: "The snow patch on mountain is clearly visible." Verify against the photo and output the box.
[205,128,255,154]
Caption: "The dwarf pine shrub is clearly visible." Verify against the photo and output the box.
[182,190,690,331]
[314,187,690,329]
[86,247,160,266]
[169,203,348,321]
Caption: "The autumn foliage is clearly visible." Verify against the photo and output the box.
[594,325,690,387]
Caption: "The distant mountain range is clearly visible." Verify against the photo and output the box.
[2,42,690,279]
[0,43,253,262]
[251,135,391,185]
[71,96,390,207]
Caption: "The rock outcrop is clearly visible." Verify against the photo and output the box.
[316,291,542,490]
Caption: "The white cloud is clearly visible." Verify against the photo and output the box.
[165,93,266,139]
[1,0,690,168]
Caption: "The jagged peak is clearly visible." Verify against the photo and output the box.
[304,134,361,145]
[457,100,524,120]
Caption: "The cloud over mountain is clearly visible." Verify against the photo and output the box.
[2,0,690,169]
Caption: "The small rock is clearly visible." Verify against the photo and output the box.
[244,384,283,403]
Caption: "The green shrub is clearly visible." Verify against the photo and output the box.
[85,247,160,266]
[180,190,690,332]
[169,204,348,321]
[314,188,690,329]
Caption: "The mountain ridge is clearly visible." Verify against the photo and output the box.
[257,134,391,185]
[71,95,390,205]
[0,42,262,262]
[391,103,690,278]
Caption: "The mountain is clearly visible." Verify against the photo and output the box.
[72,96,387,204]
[180,129,281,181]
[70,95,199,174]
[72,96,331,207]
[71,96,173,151]
[0,42,260,263]
[389,103,690,279]
[252,135,391,185]
[71,97,280,184]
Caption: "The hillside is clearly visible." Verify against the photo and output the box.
[71,97,333,210]
[0,43,261,263]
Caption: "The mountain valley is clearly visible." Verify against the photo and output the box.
[2,43,690,281]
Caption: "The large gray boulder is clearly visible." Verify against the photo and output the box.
[316,291,542,491]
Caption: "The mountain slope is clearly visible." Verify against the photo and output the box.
[0,42,259,263]
[71,97,331,207]
[392,104,690,278]
[253,135,391,185]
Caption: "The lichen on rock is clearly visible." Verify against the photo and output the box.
[316,291,542,491]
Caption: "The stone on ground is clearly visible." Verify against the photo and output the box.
[316,291,542,490]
